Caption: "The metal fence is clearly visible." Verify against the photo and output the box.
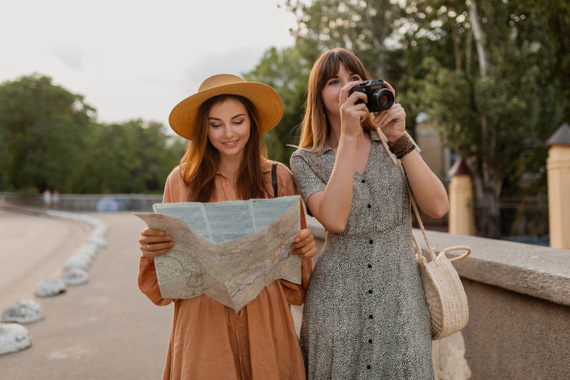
[494,197,550,246]
[416,196,550,247]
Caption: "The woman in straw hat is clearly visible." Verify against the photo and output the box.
[290,48,448,379]
[137,74,317,379]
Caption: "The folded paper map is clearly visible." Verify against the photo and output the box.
[135,195,301,311]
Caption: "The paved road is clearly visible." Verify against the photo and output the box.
[0,211,91,313]
[0,209,308,379]
[0,211,172,380]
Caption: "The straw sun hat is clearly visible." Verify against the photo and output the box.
[168,74,284,140]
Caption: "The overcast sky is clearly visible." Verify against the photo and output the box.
[0,0,297,128]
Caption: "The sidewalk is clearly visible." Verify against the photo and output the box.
[0,211,171,380]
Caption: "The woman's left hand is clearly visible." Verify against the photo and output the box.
[372,82,407,142]
[291,228,317,259]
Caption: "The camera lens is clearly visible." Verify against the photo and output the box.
[371,88,394,111]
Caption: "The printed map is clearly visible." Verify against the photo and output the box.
[135,195,301,311]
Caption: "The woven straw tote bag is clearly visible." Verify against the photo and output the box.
[376,128,471,339]
[410,195,471,340]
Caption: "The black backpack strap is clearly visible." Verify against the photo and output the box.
[271,162,278,198]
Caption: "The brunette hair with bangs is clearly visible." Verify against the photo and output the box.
[299,48,376,150]
[179,94,269,202]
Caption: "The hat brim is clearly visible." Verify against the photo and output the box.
[169,82,284,140]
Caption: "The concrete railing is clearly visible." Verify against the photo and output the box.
[306,217,570,380]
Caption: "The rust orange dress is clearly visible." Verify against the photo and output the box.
[138,160,311,380]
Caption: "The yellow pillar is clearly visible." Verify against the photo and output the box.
[546,123,570,249]
[448,158,475,236]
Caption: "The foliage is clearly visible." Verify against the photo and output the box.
[414,0,569,237]
[273,0,569,238]
[0,74,95,192]
[73,120,186,193]
[244,46,312,165]
[0,74,186,194]
[285,0,402,76]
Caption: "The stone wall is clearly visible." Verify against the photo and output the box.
[423,230,570,380]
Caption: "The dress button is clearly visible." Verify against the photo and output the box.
[369,315,374,319]
[362,179,366,183]
[367,365,371,369]
[369,240,373,244]
[367,204,372,208]
[368,290,373,294]
[368,339,373,343]
[368,264,372,268]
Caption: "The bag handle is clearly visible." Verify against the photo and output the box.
[271,162,279,198]
[376,128,471,264]
[410,192,471,262]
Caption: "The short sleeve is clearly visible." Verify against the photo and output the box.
[290,151,326,204]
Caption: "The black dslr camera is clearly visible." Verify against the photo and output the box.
[349,79,394,112]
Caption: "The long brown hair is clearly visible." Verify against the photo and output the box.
[179,94,269,202]
[299,48,375,150]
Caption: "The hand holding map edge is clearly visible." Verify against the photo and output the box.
[135,195,304,312]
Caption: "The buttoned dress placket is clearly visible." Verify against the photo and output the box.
[355,172,380,374]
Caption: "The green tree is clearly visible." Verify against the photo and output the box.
[74,120,185,193]
[416,0,569,237]
[0,74,187,195]
[278,0,569,238]
[0,74,95,193]
[245,46,312,164]
[285,0,402,76]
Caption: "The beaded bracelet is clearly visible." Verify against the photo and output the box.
[387,133,416,159]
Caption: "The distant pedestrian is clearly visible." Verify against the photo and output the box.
[41,189,52,210]
[51,190,60,209]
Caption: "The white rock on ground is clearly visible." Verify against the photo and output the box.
[63,255,91,271]
[1,300,44,324]
[78,242,99,259]
[0,323,32,355]
[60,267,89,286]
[35,279,66,297]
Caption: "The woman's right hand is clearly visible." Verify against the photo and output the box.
[339,81,369,136]
[138,227,175,258]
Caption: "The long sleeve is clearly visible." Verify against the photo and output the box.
[137,167,185,306]
[138,257,173,306]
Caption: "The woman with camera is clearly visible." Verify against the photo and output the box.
[290,48,449,379]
